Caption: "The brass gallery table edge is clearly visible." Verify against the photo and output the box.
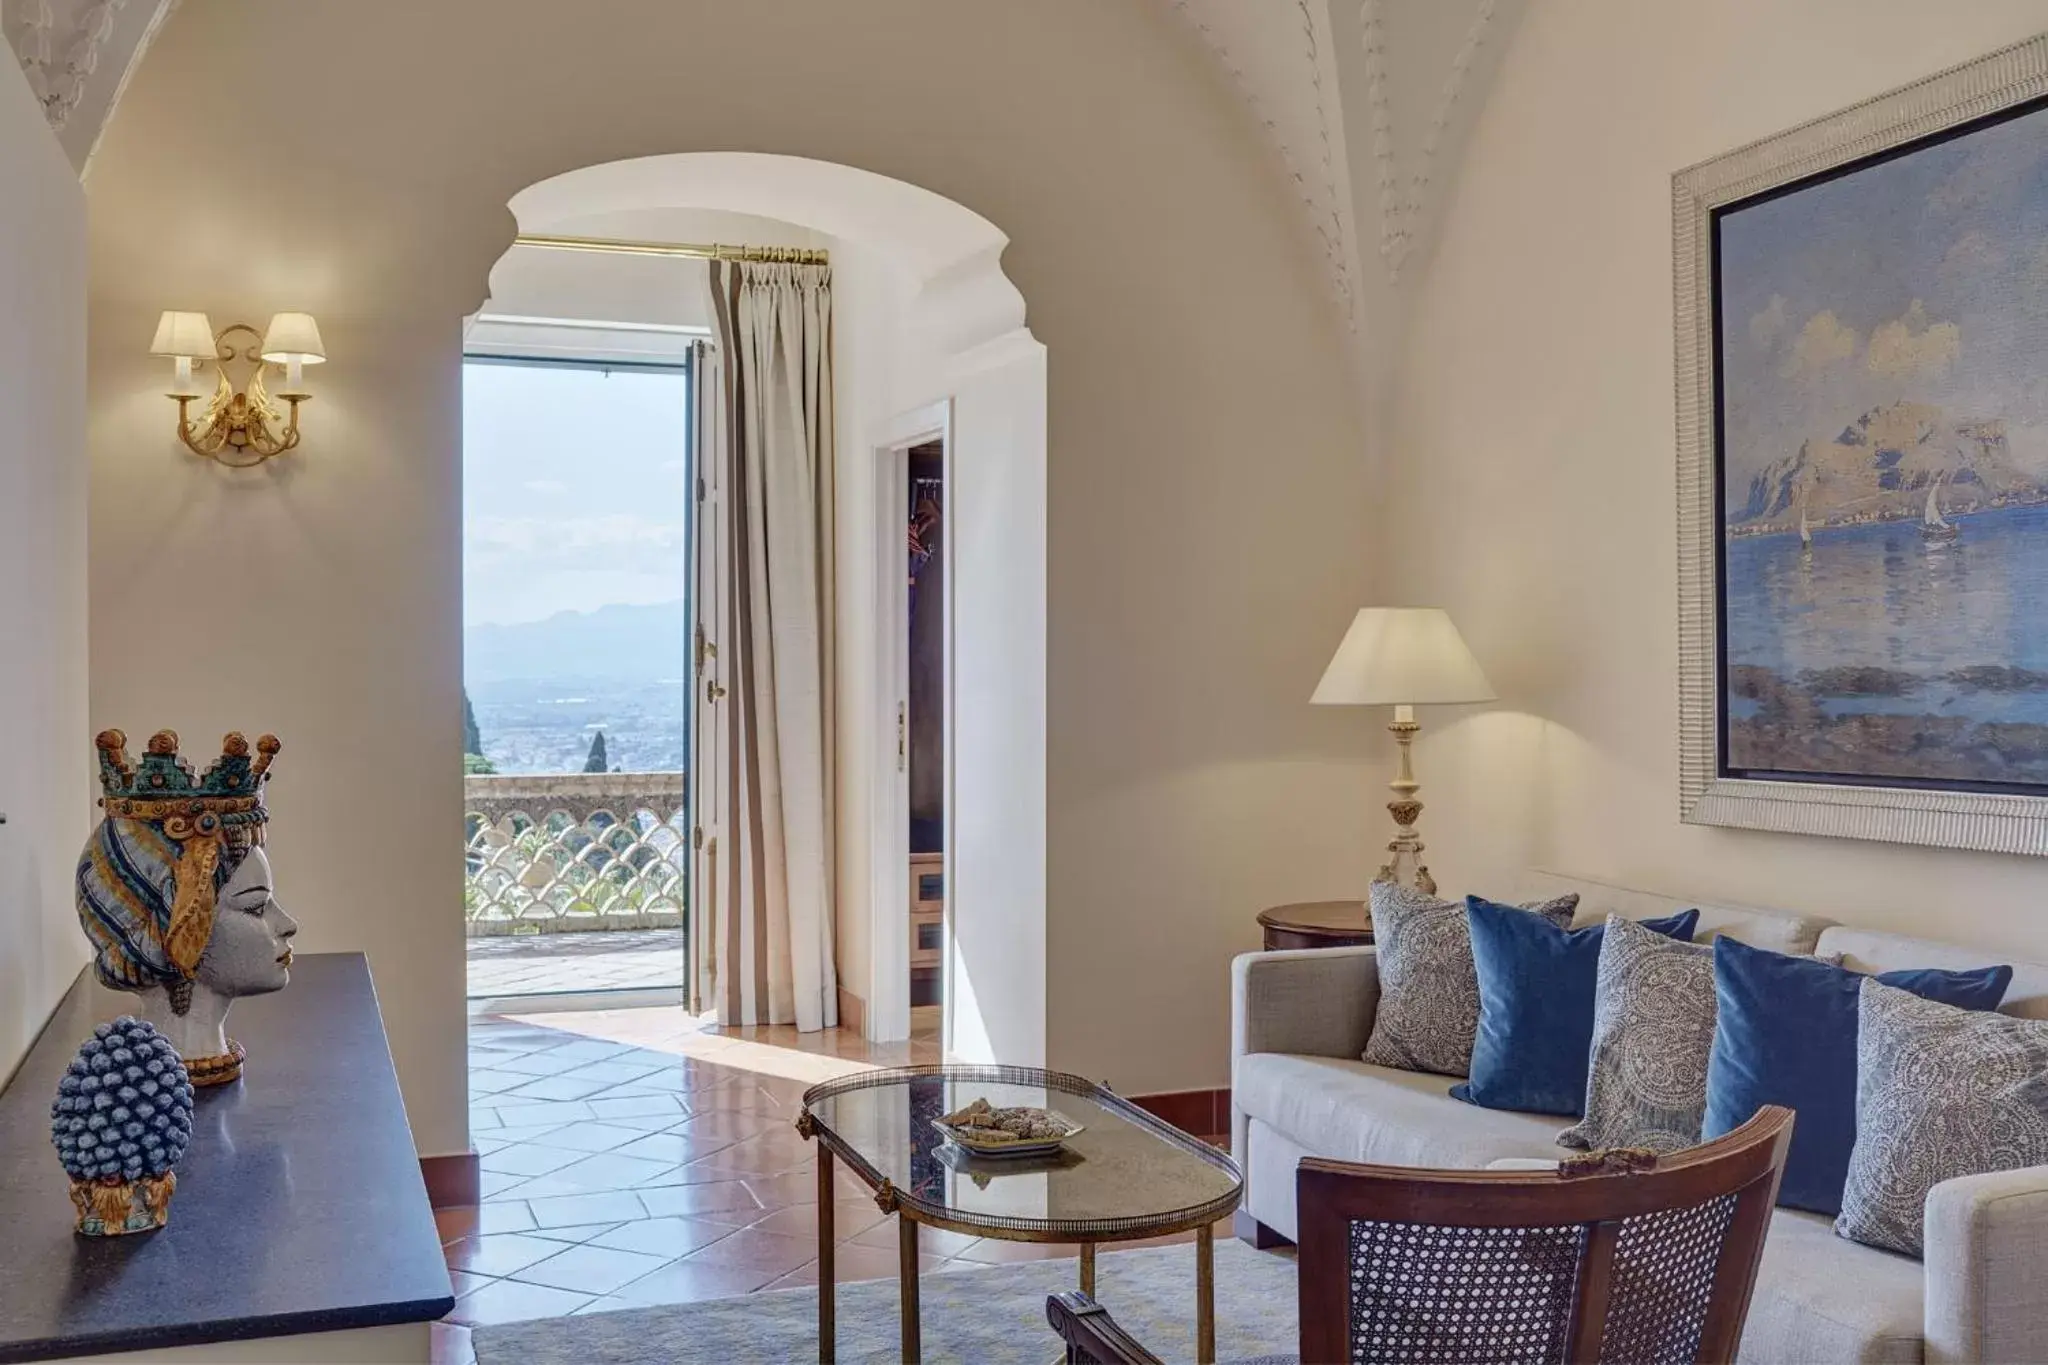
[796,1063,1244,1365]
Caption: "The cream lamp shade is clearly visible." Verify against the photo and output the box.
[149,311,216,360]
[150,311,216,399]
[1311,608,1496,707]
[260,312,325,391]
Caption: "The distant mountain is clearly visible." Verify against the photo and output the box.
[1733,401,2048,530]
[465,600,688,684]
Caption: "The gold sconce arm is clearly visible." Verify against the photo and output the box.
[161,319,318,468]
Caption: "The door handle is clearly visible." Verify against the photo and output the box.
[706,680,727,702]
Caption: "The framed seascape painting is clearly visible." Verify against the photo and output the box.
[1677,35,2048,855]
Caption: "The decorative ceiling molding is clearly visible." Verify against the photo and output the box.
[1357,0,1499,284]
[1170,0,1363,328]
[1170,0,1525,331]
[4,0,174,172]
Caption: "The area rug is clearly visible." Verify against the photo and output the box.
[473,1239,1298,1365]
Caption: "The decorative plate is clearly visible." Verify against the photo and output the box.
[930,1101,1084,1159]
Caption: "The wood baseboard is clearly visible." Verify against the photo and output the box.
[1127,1087,1231,1138]
[837,987,866,1036]
[420,1151,479,1209]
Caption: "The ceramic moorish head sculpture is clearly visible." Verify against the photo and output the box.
[76,730,298,1087]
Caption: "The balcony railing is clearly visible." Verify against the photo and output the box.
[464,772,688,936]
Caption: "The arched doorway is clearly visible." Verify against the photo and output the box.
[463,153,1046,1064]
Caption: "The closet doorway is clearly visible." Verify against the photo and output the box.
[871,402,952,1047]
[905,438,946,1031]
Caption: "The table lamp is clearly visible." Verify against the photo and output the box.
[1312,608,1495,895]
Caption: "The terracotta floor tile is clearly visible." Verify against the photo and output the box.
[453,1007,946,1332]
[525,1220,627,1245]
[677,1227,815,1280]
[444,1232,566,1278]
[447,1279,595,1326]
[950,1238,1081,1265]
[524,1122,653,1155]
[745,1199,890,1243]
[766,1243,949,1288]
[487,1052,597,1079]
[498,1075,617,1103]
[508,1242,674,1295]
[585,1215,736,1258]
[594,1110,696,1134]
[604,1130,709,1165]
[467,1069,531,1096]
[676,1110,782,1143]
[478,1144,583,1178]
[477,1170,532,1199]
[635,1179,764,1223]
[851,1219,981,1257]
[522,1152,679,1193]
[435,1207,479,1245]
[525,1190,650,1229]
[743,1168,831,1209]
[488,1100,600,1129]
[605,1257,778,1306]
[588,1094,689,1121]
[558,1059,669,1085]
[448,1270,494,1298]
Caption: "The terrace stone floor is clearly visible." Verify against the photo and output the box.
[467,928,686,998]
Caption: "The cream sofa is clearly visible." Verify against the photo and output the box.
[1230,871,2048,1364]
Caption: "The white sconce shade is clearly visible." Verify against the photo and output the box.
[150,311,216,359]
[151,311,216,398]
[1311,608,1497,707]
[260,312,325,391]
[259,312,325,365]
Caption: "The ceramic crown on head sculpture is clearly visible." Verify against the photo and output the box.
[75,730,298,1086]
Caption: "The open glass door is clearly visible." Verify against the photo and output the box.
[688,340,727,1016]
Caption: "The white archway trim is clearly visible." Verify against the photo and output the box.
[507,152,1030,362]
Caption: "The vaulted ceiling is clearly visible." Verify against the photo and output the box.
[5,0,1520,357]
[1170,0,1526,349]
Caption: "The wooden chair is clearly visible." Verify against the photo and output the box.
[1047,1106,1793,1365]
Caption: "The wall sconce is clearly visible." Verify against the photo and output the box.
[151,311,325,466]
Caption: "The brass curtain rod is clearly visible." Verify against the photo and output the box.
[514,233,829,265]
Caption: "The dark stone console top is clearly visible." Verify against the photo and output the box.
[0,954,454,1361]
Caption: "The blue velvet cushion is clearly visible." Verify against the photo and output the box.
[1451,899,1699,1117]
[1701,936,2013,1216]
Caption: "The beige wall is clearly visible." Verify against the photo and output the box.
[85,0,1377,1143]
[1391,0,2048,962]
[0,55,88,1081]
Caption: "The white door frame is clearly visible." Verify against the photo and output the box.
[868,399,953,1045]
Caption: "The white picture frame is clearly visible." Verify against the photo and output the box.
[1675,33,2048,857]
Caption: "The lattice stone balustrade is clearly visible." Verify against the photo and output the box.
[464,772,688,936]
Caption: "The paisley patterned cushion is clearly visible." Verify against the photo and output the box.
[1836,979,2048,1257]
[1558,916,1716,1152]
[1361,882,1578,1078]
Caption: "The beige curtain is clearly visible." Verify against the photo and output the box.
[705,261,838,1031]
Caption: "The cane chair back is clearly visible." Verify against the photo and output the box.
[1297,1107,1793,1365]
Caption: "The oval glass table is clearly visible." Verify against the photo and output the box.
[797,1064,1243,1364]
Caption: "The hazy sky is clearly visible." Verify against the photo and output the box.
[462,361,691,627]
[1718,101,2048,487]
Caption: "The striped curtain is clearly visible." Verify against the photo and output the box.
[701,261,838,1031]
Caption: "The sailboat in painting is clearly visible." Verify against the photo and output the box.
[1921,471,1959,544]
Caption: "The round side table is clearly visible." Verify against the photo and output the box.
[1257,900,1374,950]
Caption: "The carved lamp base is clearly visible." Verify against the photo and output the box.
[1374,710,1437,894]
[70,1171,177,1236]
